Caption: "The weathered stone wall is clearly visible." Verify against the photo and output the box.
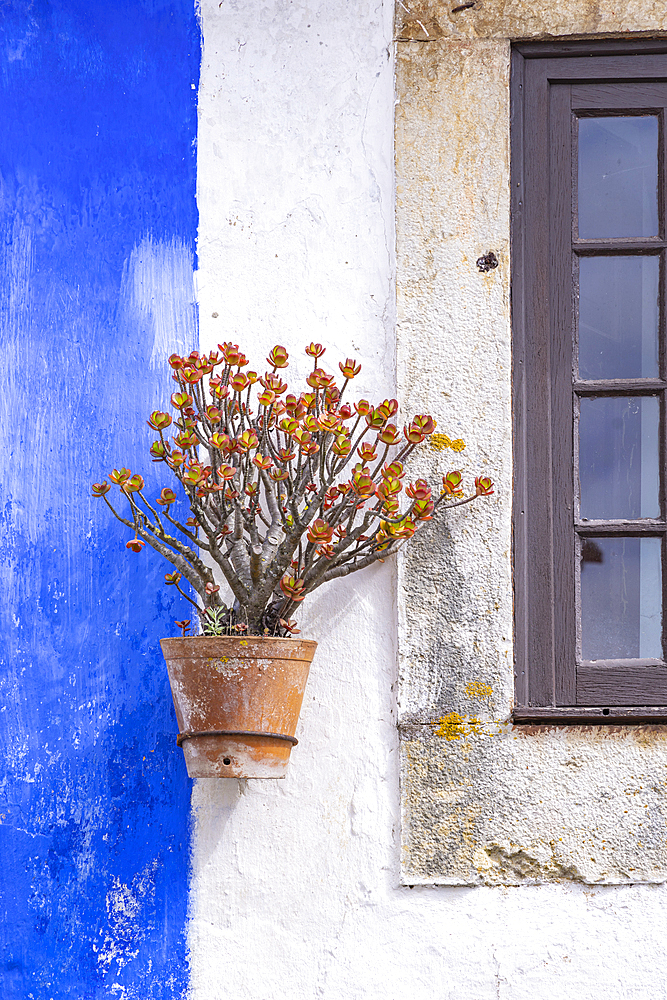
[395,1,667,884]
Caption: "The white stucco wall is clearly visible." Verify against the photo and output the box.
[190,1,667,996]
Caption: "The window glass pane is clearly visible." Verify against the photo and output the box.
[579,396,659,519]
[580,536,662,660]
[578,116,659,239]
[578,256,659,380]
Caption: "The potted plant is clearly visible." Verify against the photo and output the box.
[92,342,493,778]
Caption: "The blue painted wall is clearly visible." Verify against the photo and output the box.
[0,2,198,995]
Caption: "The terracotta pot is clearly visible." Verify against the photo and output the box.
[160,635,317,779]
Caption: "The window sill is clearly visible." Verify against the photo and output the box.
[512,706,667,725]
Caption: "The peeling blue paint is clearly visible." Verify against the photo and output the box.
[0,2,198,995]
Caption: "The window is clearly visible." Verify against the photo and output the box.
[512,40,667,723]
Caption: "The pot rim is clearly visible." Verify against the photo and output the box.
[161,633,316,644]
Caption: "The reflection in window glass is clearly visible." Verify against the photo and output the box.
[581,536,662,660]
[578,256,659,380]
[579,396,659,520]
[578,116,659,239]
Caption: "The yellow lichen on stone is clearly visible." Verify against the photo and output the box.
[429,432,451,450]
[428,432,466,452]
[465,680,493,700]
[435,711,503,739]
[435,711,467,740]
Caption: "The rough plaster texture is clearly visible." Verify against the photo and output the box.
[394,1,667,885]
[189,1,667,997]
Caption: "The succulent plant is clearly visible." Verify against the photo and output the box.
[93,342,493,636]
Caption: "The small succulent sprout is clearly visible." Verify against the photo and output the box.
[280,573,306,602]
[180,365,203,384]
[293,427,312,447]
[357,442,377,462]
[378,423,400,446]
[126,537,145,552]
[124,474,145,493]
[392,517,417,539]
[210,382,229,400]
[351,466,375,499]
[205,582,220,595]
[92,482,111,497]
[305,342,325,359]
[169,353,184,369]
[382,460,405,480]
[148,410,172,431]
[365,408,386,430]
[209,431,231,451]
[257,388,276,407]
[109,468,132,485]
[406,479,432,502]
[183,465,208,487]
[403,421,426,445]
[308,368,334,390]
[157,487,177,506]
[261,372,287,394]
[354,399,371,416]
[475,476,494,496]
[280,417,298,436]
[165,571,182,585]
[377,477,402,500]
[442,471,464,497]
[237,429,259,452]
[230,372,248,392]
[174,431,198,450]
[268,345,289,369]
[415,414,436,435]
[206,405,222,423]
[307,519,334,545]
[377,399,399,421]
[332,435,351,457]
[215,464,235,482]
[279,618,301,635]
[185,517,199,527]
[270,468,289,482]
[219,342,241,365]
[150,441,168,460]
[339,358,361,379]
[318,413,341,433]
[171,391,192,409]
[413,498,435,521]
[174,619,191,637]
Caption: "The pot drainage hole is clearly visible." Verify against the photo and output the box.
[223,757,232,765]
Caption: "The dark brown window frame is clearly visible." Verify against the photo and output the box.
[512,38,667,725]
